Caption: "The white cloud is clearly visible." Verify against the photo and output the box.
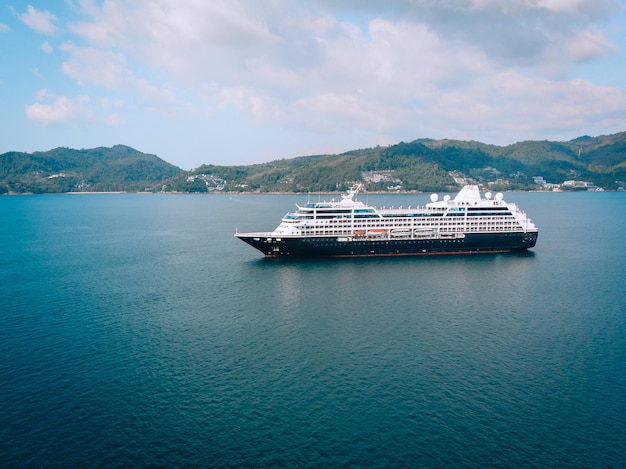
[25,92,94,125]
[68,0,276,81]
[60,43,126,87]
[24,89,122,126]
[568,29,619,62]
[213,17,497,134]
[218,86,286,125]
[25,0,626,155]
[15,5,58,35]
[126,76,182,114]
[331,0,622,72]
[424,72,626,141]
[58,42,183,114]
[41,41,53,53]
[0,23,10,32]
[534,0,616,16]
[65,1,620,90]
[294,92,392,132]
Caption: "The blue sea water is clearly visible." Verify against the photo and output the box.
[1,191,625,468]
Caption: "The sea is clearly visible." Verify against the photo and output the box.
[1,190,625,468]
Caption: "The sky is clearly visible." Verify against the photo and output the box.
[2,0,626,170]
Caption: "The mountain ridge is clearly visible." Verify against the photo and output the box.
[2,133,625,194]
[0,145,182,193]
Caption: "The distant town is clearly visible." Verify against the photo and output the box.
[181,169,622,194]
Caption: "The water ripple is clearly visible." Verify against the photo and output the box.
[1,193,625,467]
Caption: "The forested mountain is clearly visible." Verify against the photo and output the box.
[169,131,626,192]
[0,145,182,193]
[2,132,625,194]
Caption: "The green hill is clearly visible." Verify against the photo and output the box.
[0,145,182,193]
[168,132,626,192]
[2,133,626,194]
[166,142,456,193]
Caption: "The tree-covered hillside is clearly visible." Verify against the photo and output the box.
[166,143,455,193]
[416,132,626,189]
[0,145,182,193]
[2,132,625,194]
[168,132,626,193]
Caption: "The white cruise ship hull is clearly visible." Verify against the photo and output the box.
[236,231,538,258]
[235,185,539,258]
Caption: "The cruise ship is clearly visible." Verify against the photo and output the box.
[235,184,538,257]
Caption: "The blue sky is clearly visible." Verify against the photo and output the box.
[2,0,626,169]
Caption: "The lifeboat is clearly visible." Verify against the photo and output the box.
[390,228,411,237]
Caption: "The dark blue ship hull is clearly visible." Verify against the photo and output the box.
[236,231,538,258]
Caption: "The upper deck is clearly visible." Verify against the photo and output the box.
[236,184,538,239]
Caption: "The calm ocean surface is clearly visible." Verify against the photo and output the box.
[1,191,625,468]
